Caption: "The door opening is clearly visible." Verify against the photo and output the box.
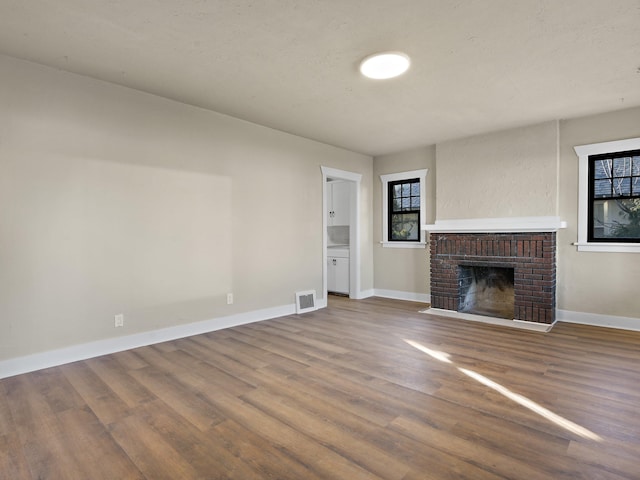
[321,167,362,305]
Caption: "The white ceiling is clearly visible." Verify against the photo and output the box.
[1,0,639,156]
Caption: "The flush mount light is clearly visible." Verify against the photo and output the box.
[359,51,411,79]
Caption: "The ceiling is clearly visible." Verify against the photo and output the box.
[0,0,639,156]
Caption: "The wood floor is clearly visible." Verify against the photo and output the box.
[1,297,640,479]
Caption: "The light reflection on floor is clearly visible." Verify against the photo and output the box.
[404,339,602,442]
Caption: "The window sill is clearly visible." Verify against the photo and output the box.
[380,241,427,249]
[573,242,640,253]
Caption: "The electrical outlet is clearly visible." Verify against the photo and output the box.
[114,314,124,328]
[226,293,233,305]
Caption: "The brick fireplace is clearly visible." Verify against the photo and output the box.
[429,231,557,325]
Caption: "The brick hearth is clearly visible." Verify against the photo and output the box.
[429,232,556,324]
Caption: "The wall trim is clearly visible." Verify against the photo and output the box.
[347,288,373,300]
[0,303,297,380]
[380,169,429,244]
[557,309,640,332]
[422,215,567,233]
[315,297,328,309]
[5,302,637,379]
[573,137,640,253]
[374,289,430,303]
[321,166,363,302]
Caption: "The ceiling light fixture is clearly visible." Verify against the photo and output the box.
[359,51,411,79]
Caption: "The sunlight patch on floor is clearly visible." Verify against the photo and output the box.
[457,368,602,442]
[405,339,602,442]
[404,339,452,364]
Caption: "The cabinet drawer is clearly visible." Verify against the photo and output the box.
[327,247,349,258]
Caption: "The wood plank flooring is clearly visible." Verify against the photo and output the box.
[1,296,640,479]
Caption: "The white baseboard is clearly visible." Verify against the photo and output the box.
[352,289,375,300]
[5,302,636,380]
[557,309,640,332]
[325,289,429,302]
[374,289,431,303]
[0,303,296,380]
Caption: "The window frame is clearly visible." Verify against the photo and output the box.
[574,137,640,253]
[587,149,640,243]
[380,169,428,249]
[388,178,421,242]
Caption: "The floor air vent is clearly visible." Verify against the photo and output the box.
[295,290,317,314]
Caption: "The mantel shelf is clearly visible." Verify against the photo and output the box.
[422,216,567,233]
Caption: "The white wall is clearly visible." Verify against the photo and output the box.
[558,107,640,319]
[0,55,373,362]
[372,146,435,299]
[436,121,559,219]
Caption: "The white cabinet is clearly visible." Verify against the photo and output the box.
[327,248,349,294]
[328,181,350,226]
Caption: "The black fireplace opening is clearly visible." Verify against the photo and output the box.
[458,265,515,319]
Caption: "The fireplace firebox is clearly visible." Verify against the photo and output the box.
[458,265,515,319]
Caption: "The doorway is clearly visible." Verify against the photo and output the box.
[321,166,361,305]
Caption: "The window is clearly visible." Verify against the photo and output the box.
[380,169,428,248]
[589,150,640,242]
[574,137,640,253]
[388,178,421,241]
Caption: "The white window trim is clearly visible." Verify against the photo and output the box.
[380,169,428,249]
[574,137,640,253]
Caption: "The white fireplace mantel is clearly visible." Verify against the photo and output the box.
[422,216,567,233]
